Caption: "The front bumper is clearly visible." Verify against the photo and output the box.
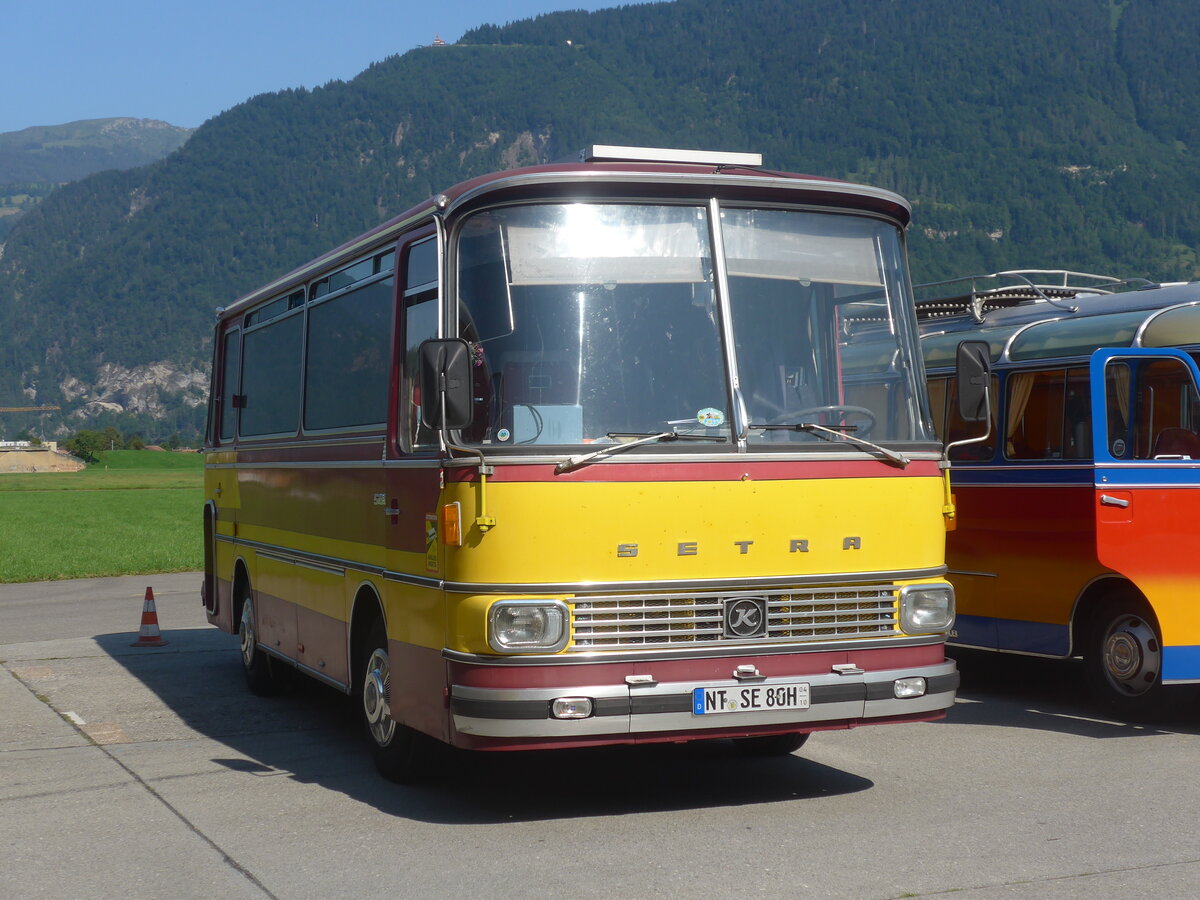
[447,644,958,748]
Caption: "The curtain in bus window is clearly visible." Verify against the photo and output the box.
[1108,363,1130,425]
[304,277,393,431]
[1005,372,1035,457]
[240,313,303,436]
[1008,370,1084,460]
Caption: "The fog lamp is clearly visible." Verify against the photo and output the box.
[893,676,927,699]
[551,697,593,719]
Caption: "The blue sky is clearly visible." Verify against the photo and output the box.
[3,1,641,134]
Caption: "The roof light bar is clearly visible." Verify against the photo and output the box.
[579,144,763,167]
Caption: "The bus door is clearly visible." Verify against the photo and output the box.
[1090,347,1200,682]
[380,234,448,738]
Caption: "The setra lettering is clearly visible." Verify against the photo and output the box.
[614,537,860,556]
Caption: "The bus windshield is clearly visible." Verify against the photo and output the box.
[454,202,929,448]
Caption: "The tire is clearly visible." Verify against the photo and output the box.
[238,583,288,696]
[1084,596,1169,721]
[729,732,810,757]
[357,618,428,783]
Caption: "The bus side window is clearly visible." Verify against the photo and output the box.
[218,327,241,443]
[304,272,392,431]
[1104,362,1131,457]
[1062,368,1091,459]
[240,311,303,438]
[1132,357,1200,459]
[401,236,439,451]
[1005,368,1083,461]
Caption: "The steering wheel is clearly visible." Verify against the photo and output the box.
[769,405,876,437]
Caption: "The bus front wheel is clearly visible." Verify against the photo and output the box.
[238,585,288,696]
[358,619,424,783]
[1084,596,1168,720]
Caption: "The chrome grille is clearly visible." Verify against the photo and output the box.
[570,586,898,651]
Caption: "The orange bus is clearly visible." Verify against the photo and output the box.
[203,146,966,780]
[919,270,1200,717]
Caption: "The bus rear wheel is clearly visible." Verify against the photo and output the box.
[1084,597,1168,720]
[358,619,425,783]
[730,732,809,757]
[238,584,288,696]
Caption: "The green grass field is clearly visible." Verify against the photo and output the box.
[0,450,203,583]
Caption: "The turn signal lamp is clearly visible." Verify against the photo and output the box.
[440,501,462,546]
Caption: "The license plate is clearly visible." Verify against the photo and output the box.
[692,682,810,715]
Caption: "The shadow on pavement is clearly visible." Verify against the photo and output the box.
[947,647,1200,739]
[94,628,874,823]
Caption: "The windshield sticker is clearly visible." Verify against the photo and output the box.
[697,408,726,428]
[497,428,511,442]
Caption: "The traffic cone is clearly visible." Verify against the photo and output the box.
[130,586,169,647]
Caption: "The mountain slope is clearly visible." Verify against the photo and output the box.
[0,118,193,241]
[0,118,193,183]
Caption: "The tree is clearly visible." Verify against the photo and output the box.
[100,426,124,451]
[64,430,105,463]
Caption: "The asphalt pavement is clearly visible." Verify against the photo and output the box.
[2,573,1199,899]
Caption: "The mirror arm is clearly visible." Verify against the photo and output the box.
[941,381,993,524]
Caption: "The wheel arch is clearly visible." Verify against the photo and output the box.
[349,581,387,684]
[1070,575,1156,656]
[231,556,252,628]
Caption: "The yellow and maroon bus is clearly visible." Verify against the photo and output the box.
[919,270,1200,718]
[203,145,965,780]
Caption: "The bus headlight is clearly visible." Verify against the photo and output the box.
[898,584,955,634]
[488,600,569,652]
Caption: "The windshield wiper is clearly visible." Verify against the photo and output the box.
[751,422,910,468]
[555,431,726,474]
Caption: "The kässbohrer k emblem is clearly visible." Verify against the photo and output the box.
[724,596,767,638]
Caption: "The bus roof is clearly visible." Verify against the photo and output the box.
[917,270,1200,368]
[221,147,912,319]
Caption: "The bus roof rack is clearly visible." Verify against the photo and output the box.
[578,145,763,167]
[913,269,1158,323]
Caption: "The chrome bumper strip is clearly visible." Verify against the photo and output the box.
[450,661,958,737]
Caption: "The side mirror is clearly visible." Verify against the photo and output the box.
[419,339,473,430]
[955,340,991,423]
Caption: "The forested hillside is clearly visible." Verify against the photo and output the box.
[2,0,1198,440]
[0,118,193,240]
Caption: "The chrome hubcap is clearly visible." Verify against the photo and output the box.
[362,648,395,745]
[1102,615,1160,696]
[239,597,256,667]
